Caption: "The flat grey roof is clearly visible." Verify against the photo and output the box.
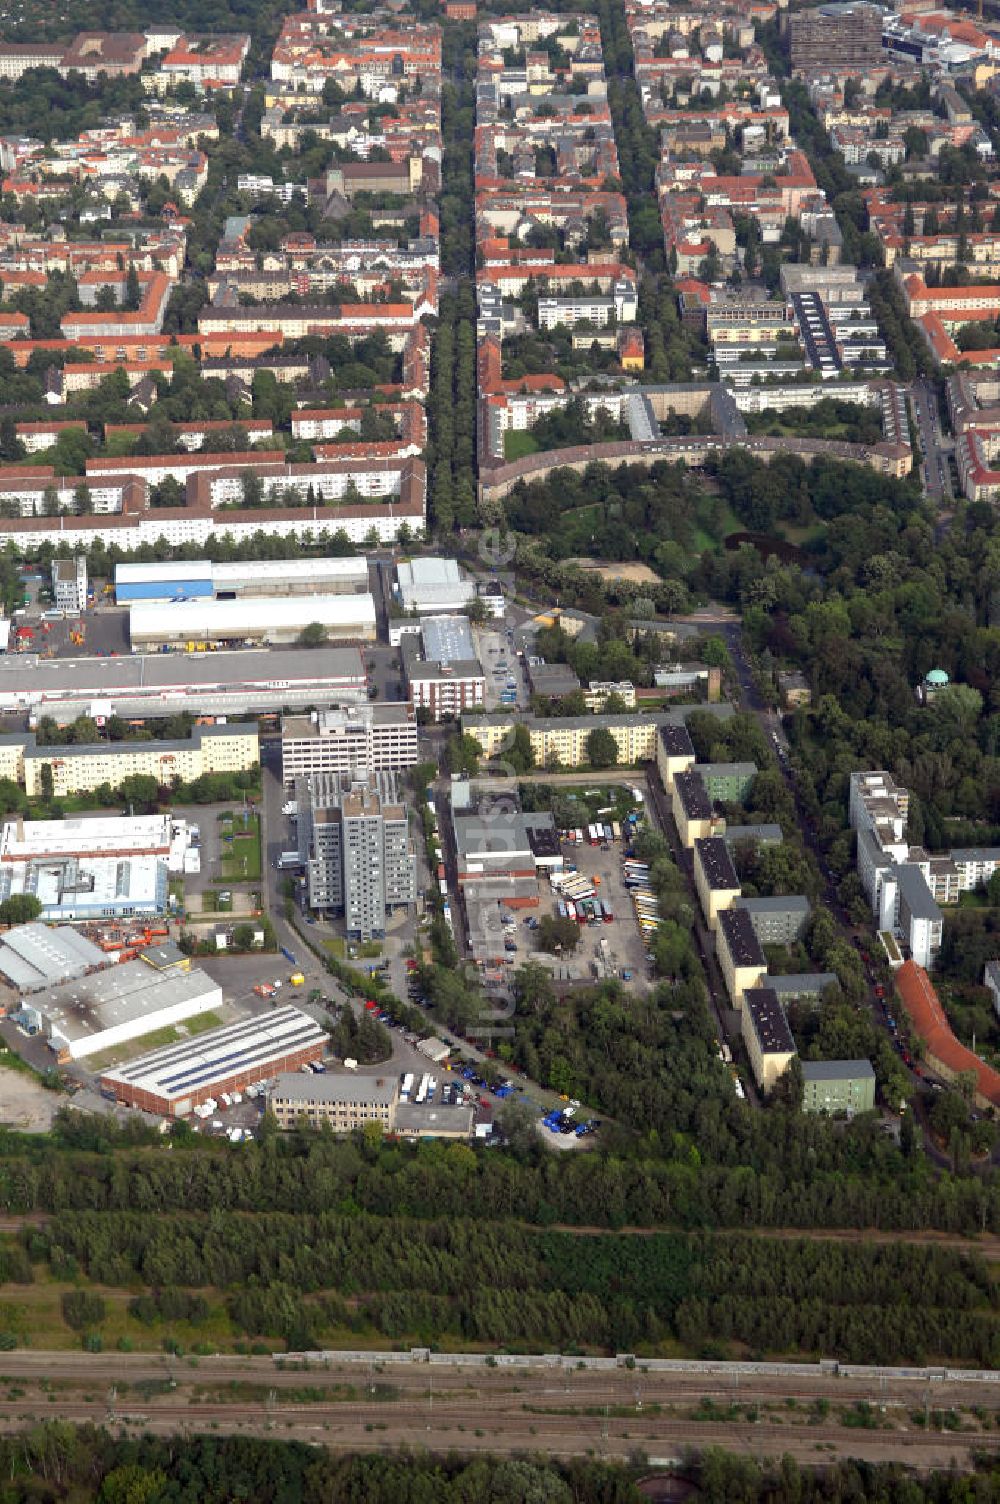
[896,864,942,922]
[724,824,783,846]
[698,761,757,779]
[453,811,530,858]
[35,961,219,1045]
[269,1071,397,1106]
[0,646,365,695]
[801,1059,875,1082]
[30,724,256,761]
[768,972,838,997]
[422,615,475,666]
[735,895,811,915]
[0,922,106,991]
[463,705,735,734]
[395,1101,474,1134]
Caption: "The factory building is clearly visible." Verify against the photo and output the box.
[114,555,369,603]
[0,813,172,864]
[280,704,419,787]
[0,923,106,992]
[22,960,222,1062]
[101,1006,326,1116]
[0,647,366,725]
[297,770,416,940]
[395,557,475,615]
[128,594,377,650]
[0,852,167,921]
[10,724,259,800]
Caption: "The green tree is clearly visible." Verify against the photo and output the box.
[507,723,536,775]
[585,727,618,768]
[297,622,328,648]
[0,894,42,925]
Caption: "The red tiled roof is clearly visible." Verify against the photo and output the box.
[895,960,1000,1107]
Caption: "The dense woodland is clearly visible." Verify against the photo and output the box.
[2,1430,1000,1503]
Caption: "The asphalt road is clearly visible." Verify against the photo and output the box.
[911,379,952,504]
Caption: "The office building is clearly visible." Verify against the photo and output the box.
[895,863,943,970]
[734,895,811,946]
[280,705,418,786]
[402,616,485,722]
[742,986,797,1094]
[800,1059,876,1116]
[101,1006,325,1116]
[717,905,767,1007]
[270,1072,398,1132]
[693,836,741,930]
[297,771,416,940]
[51,556,87,614]
[785,3,882,75]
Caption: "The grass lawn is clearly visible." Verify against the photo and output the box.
[221,813,261,882]
[323,938,346,958]
[87,1012,226,1073]
[503,429,540,461]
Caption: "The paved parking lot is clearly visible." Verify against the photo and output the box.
[15,606,130,661]
[477,625,528,712]
[498,826,652,986]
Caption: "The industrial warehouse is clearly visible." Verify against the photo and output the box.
[100,1007,327,1116]
[0,647,365,722]
[15,959,222,1062]
[127,593,377,650]
[114,556,370,603]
